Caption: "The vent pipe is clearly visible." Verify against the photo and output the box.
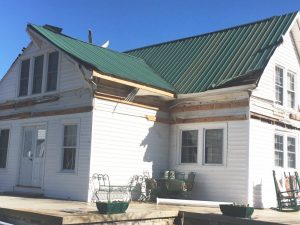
[88,29,93,44]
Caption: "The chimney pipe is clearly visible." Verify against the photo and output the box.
[88,29,93,44]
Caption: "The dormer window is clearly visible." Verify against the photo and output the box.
[18,51,59,97]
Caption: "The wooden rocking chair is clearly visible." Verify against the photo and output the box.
[272,170,299,211]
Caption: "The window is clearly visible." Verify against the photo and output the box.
[19,59,30,96]
[274,135,284,167]
[0,129,10,168]
[181,130,198,163]
[47,51,59,92]
[62,124,77,170]
[204,129,223,164]
[275,66,284,105]
[287,137,296,168]
[32,55,44,94]
[287,72,295,108]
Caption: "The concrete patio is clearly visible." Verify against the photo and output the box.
[0,195,299,225]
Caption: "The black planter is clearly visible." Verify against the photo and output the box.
[96,201,129,214]
[219,204,254,218]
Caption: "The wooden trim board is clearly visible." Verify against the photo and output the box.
[0,106,93,121]
[95,93,160,111]
[92,70,174,98]
[170,100,249,113]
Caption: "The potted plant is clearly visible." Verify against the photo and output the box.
[219,203,254,218]
[96,201,129,214]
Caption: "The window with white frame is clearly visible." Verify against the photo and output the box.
[287,137,296,169]
[274,65,297,109]
[62,124,78,170]
[18,51,59,97]
[287,72,295,109]
[274,134,284,167]
[181,130,198,163]
[275,66,284,106]
[274,134,296,168]
[204,129,223,164]
[0,129,10,168]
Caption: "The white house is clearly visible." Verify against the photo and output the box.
[0,12,300,208]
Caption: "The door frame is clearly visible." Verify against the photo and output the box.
[17,122,48,188]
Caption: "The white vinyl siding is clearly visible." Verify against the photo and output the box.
[32,55,44,94]
[170,120,247,203]
[0,129,10,168]
[62,124,78,171]
[19,59,30,96]
[181,130,198,163]
[204,129,223,164]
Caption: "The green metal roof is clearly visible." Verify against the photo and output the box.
[126,12,298,94]
[28,24,175,92]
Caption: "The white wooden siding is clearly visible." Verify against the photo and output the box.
[249,24,300,208]
[169,120,249,203]
[88,99,170,199]
[252,32,300,115]
[0,112,92,201]
[248,119,300,208]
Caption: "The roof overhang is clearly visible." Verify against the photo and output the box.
[92,70,175,98]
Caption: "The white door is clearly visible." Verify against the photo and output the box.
[19,126,46,187]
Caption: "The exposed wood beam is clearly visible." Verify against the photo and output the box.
[170,100,249,113]
[173,115,247,124]
[0,96,59,111]
[0,106,93,122]
[92,70,174,98]
[146,115,171,124]
[95,93,159,111]
[250,111,300,130]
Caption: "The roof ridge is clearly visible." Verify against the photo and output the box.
[124,11,298,53]
[28,24,146,62]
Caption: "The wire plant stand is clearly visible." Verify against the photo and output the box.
[92,173,131,214]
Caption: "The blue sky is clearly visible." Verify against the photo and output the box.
[0,0,299,78]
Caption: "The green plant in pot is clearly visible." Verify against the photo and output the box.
[96,201,129,214]
[219,203,254,218]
